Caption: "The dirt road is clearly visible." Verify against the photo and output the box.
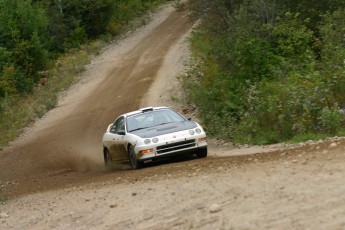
[1,4,345,230]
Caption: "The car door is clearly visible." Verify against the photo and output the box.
[107,116,128,161]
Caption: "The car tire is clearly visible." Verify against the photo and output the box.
[104,148,112,169]
[196,147,207,158]
[128,145,143,169]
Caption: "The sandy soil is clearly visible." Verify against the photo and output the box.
[1,3,345,230]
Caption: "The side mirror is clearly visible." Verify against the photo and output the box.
[187,117,192,121]
[117,131,126,136]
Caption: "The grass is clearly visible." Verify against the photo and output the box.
[290,129,345,143]
[170,95,180,102]
[289,133,329,143]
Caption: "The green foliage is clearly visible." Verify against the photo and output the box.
[318,9,345,108]
[66,25,88,49]
[107,0,167,35]
[319,106,343,135]
[282,0,345,29]
[290,133,329,144]
[0,0,49,96]
[233,74,344,143]
[62,0,113,39]
[186,0,345,144]
[269,13,315,74]
[233,37,278,81]
[0,64,17,98]
[173,0,187,11]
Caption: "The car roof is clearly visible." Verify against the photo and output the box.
[124,106,170,117]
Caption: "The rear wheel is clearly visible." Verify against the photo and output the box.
[104,149,112,169]
[128,146,143,169]
[196,147,207,158]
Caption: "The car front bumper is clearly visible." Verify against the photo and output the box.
[134,133,207,161]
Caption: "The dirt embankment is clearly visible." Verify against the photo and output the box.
[1,3,345,230]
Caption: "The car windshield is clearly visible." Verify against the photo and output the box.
[127,109,186,132]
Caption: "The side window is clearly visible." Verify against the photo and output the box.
[111,116,125,135]
[110,124,116,133]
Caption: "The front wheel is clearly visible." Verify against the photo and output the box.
[196,147,207,158]
[128,146,143,169]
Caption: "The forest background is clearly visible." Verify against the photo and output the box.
[184,0,345,144]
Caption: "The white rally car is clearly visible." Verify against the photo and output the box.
[102,107,207,169]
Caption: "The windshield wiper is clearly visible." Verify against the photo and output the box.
[157,122,173,126]
[129,127,149,132]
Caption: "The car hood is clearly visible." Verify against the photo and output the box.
[130,121,198,138]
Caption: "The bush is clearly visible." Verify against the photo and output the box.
[318,106,343,135]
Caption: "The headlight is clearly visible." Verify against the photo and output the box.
[144,139,151,145]
[189,130,195,135]
[195,128,201,134]
[140,149,153,154]
[152,138,159,143]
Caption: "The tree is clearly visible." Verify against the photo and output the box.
[63,0,114,38]
[0,0,49,95]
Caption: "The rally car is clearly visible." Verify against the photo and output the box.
[102,107,207,169]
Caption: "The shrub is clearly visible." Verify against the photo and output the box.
[318,106,343,135]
